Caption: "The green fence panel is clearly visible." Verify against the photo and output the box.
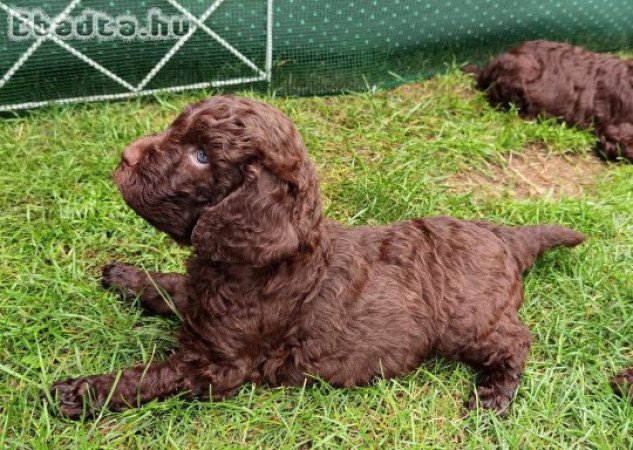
[0,0,632,110]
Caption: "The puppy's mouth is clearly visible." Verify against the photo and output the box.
[111,159,203,245]
[111,160,151,216]
[112,161,130,189]
[112,156,152,198]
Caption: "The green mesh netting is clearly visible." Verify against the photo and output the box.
[1,0,632,111]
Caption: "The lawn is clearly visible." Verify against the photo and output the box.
[0,69,631,449]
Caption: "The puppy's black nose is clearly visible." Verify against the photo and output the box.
[122,142,143,166]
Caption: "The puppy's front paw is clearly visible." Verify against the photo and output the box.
[101,262,142,300]
[48,377,109,419]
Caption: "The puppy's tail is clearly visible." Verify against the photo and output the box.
[476,222,586,272]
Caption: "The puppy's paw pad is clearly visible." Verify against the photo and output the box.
[102,262,135,286]
[101,262,141,300]
[467,386,512,416]
[49,378,98,419]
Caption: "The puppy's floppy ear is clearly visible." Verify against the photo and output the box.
[191,166,302,266]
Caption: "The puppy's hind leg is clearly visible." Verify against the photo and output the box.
[463,318,532,415]
[101,262,189,317]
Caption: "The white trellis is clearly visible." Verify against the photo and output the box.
[0,0,273,111]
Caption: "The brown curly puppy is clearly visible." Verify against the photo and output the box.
[465,40,633,162]
[49,96,585,419]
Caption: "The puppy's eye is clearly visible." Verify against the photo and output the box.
[195,148,209,164]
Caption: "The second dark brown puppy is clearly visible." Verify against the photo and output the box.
[465,40,633,162]
[49,96,585,419]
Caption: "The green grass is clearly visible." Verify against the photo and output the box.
[0,69,631,449]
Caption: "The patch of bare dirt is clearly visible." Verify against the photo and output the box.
[448,145,605,199]
[391,82,432,98]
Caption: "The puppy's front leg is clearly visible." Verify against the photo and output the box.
[49,352,216,419]
[101,262,189,316]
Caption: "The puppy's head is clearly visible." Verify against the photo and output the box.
[476,50,542,109]
[114,95,322,265]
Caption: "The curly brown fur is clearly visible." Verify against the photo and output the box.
[48,95,586,419]
[611,368,633,403]
[465,40,633,162]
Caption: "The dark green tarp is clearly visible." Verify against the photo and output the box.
[1,0,632,110]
